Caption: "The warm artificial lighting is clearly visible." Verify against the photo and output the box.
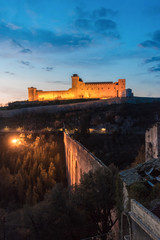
[11,138,21,145]
[16,127,23,132]
[12,139,18,144]
[43,127,52,132]
[4,126,9,131]
[101,128,106,132]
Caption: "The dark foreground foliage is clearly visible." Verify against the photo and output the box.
[4,166,118,240]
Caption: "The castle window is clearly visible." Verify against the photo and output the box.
[102,88,103,90]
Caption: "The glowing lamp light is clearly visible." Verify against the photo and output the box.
[12,139,18,144]
[101,128,106,133]
[11,138,21,145]
[101,128,106,131]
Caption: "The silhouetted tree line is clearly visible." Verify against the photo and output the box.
[0,132,65,210]
[1,101,160,132]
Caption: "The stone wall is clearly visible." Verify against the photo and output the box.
[145,122,160,161]
[129,199,160,240]
[37,89,74,101]
[63,132,106,186]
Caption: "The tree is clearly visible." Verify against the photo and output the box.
[129,182,150,205]
[73,166,118,239]
[26,184,87,240]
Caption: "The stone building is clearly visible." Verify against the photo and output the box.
[120,158,160,240]
[28,74,126,101]
[145,122,160,161]
[119,123,160,239]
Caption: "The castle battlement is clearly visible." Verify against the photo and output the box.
[28,74,126,101]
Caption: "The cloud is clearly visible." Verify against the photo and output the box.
[139,30,160,49]
[20,60,34,68]
[73,7,119,39]
[94,19,118,38]
[20,61,30,66]
[42,67,54,71]
[144,55,160,73]
[94,19,119,38]
[75,6,89,18]
[0,21,92,51]
[11,39,23,49]
[32,29,92,48]
[153,30,160,42]
[149,64,160,72]
[0,6,119,53]
[12,39,32,54]
[145,56,160,63]
[91,7,118,18]
[75,19,91,30]
[95,19,116,31]
[20,48,32,54]
[7,23,21,30]
[4,71,15,75]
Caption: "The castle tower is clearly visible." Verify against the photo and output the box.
[72,74,80,89]
[28,87,37,101]
[118,79,126,97]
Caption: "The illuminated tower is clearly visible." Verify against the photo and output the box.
[72,74,80,89]
[118,79,126,97]
[28,87,37,101]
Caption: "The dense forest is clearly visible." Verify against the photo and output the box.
[1,166,118,240]
[0,132,65,210]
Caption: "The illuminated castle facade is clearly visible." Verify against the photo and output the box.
[28,74,126,101]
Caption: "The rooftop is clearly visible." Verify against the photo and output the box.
[120,158,160,186]
[85,82,113,85]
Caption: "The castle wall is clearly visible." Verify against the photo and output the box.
[37,89,74,101]
[63,132,105,186]
[28,74,126,101]
[83,83,118,98]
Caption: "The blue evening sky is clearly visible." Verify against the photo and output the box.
[0,0,160,104]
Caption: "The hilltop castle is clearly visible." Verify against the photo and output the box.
[28,74,126,101]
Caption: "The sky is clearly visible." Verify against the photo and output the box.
[0,0,160,105]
